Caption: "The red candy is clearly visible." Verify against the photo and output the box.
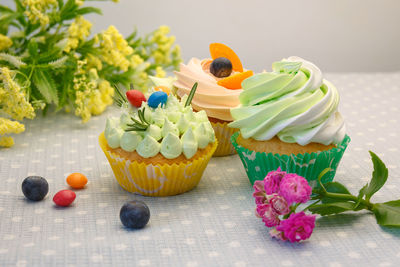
[53,190,76,207]
[126,90,146,108]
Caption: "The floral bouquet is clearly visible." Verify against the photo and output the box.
[0,0,181,147]
[253,151,400,242]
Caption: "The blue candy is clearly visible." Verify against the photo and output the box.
[147,91,168,108]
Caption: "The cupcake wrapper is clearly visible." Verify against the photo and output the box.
[99,133,218,196]
[211,121,238,157]
[231,132,351,187]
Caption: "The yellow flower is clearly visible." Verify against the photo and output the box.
[22,0,58,27]
[87,54,103,70]
[99,26,133,71]
[0,117,25,135]
[130,54,144,68]
[0,67,35,121]
[72,60,114,122]
[0,136,14,147]
[0,117,25,148]
[64,16,92,52]
[155,66,166,78]
[0,34,13,51]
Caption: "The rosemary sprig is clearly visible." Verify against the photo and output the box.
[184,82,198,107]
[125,107,150,132]
[112,84,128,107]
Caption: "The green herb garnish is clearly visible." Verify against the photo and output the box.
[184,82,198,107]
[125,108,150,132]
[112,84,128,107]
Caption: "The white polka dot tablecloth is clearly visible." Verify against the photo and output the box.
[1,72,400,266]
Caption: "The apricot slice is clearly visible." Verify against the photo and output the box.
[217,70,253,90]
[154,85,171,95]
[210,43,243,72]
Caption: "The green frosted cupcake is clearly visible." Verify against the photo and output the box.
[229,57,350,187]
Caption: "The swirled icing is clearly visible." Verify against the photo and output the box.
[229,57,345,146]
[173,58,242,121]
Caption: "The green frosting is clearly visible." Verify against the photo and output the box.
[106,127,124,149]
[105,117,119,138]
[120,131,142,152]
[177,114,189,134]
[161,118,179,138]
[146,124,162,141]
[194,123,209,149]
[136,135,160,158]
[104,94,215,159]
[152,107,165,127]
[229,57,345,145]
[181,128,198,159]
[160,133,182,159]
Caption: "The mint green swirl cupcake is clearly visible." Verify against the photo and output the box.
[229,57,350,187]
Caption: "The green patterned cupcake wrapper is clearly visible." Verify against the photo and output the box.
[231,132,351,188]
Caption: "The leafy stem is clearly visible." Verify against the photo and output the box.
[305,151,400,227]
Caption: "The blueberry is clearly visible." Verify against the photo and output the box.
[210,57,232,78]
[120,200,150,229]
[22,176,49,201]
[148,91,168,108]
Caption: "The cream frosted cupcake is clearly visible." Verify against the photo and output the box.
[229,57,350,187]
[174,43,253,156]
[99,84,218,196]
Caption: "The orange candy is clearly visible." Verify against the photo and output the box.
[210,43,243,72]
[66,173,88,189]
[154,86,171,95]
[217,70,254,90]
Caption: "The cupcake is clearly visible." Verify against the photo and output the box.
[174,43,253,156]
[229,57,350,187]
[99,83,218,196]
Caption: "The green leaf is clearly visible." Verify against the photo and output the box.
[309,202,359,216]
[373,200,400,227]
[57,0,64,9]
[76,7,102,16]
[14,0,25,13]
[0,53,26,68]
[354,183,368,209]
[365,151,388,201]
[37,47,62,64]
[0,5,14,14]
[321,182,351,203]
[0,13,19,28]
[28,40,38,57]
[32,69,59,105]
[59,0,78,20]
[48,56,69,69]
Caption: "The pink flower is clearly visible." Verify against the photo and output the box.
[263,167,286,194]
[269,194,290,215]
[253,180,267,205]
[279,173,312,205]
[255,203,280,227]
[269,228,286,241]
[276,211,316,242]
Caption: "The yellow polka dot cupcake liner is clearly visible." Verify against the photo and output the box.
[211,121,238,157]
[99,133,218,197]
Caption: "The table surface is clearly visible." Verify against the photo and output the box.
[1,72,400,267]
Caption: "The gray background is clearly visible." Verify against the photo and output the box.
[2,0,400,72]
[1,72,400,266]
